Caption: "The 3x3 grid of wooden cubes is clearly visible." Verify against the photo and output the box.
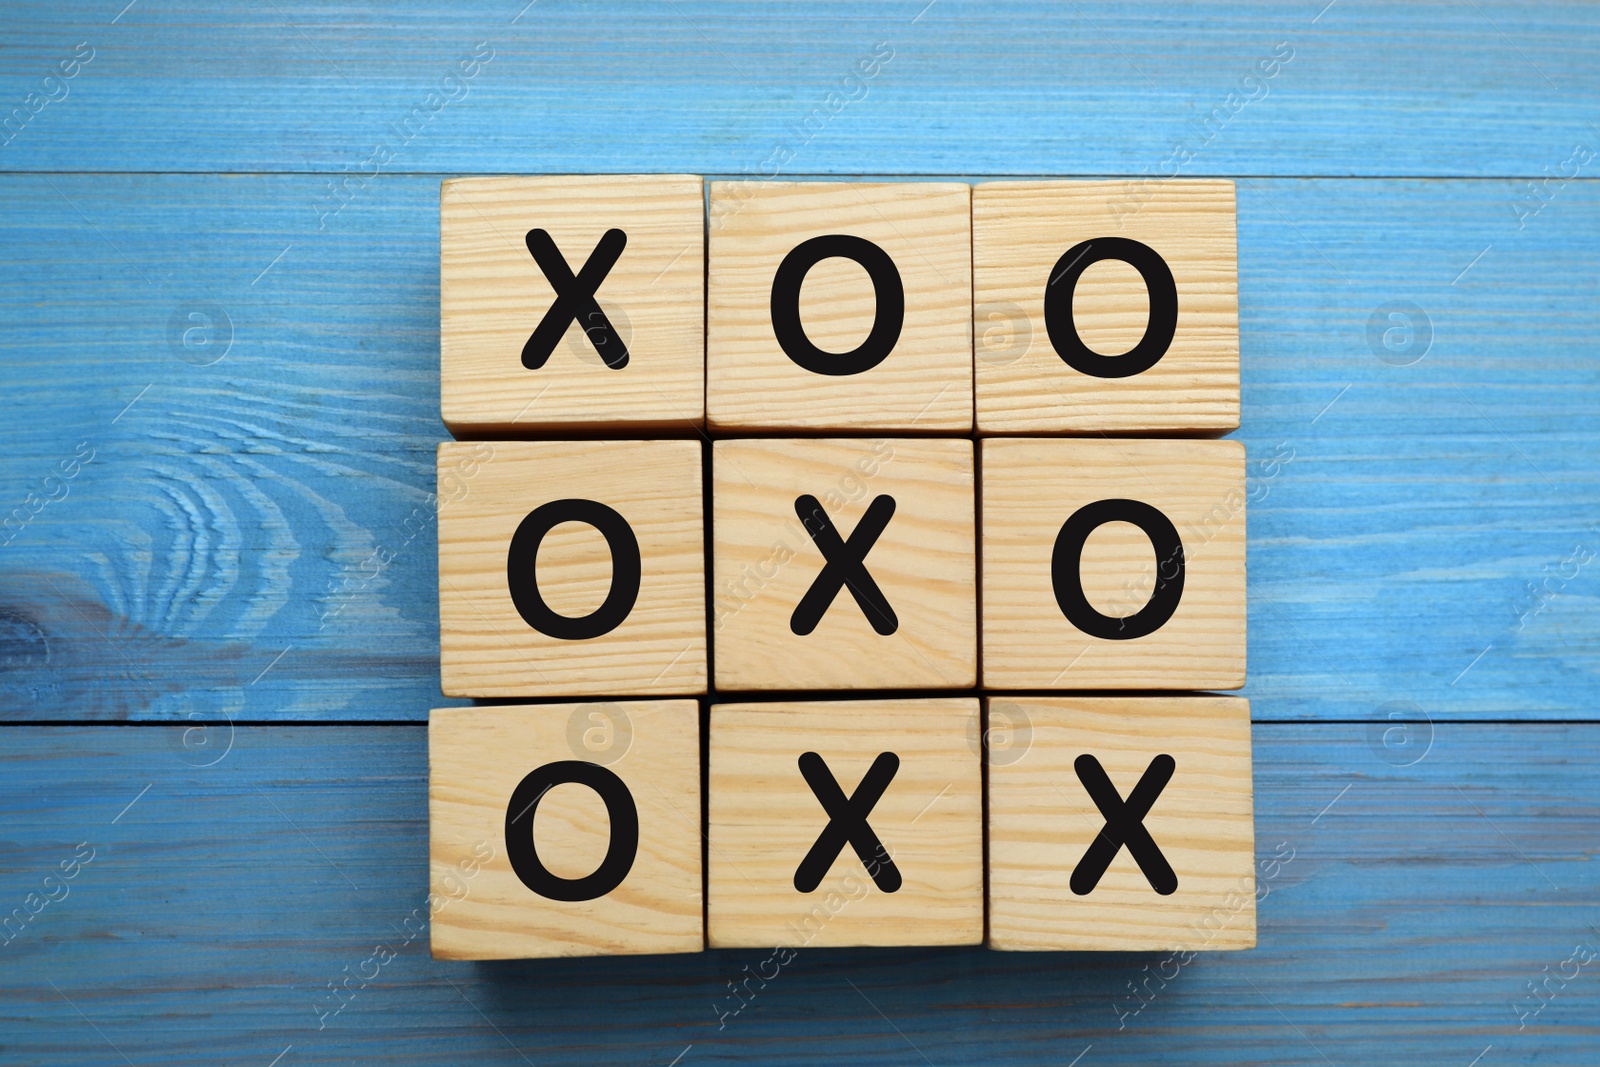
[429,176,1253,959]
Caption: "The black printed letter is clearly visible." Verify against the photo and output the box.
[523,228,629,369]
[770,234,904,376]
[1052,499,1184,640]
[506,760,639,901]
[791,494,898,635]
[1070,754,1177,896]
[508,498,641,640]
[794,751,902,893]
[1044,237,1177,378]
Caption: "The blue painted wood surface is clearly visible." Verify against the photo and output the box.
[2,2,1597,1064]
[2,725,1596,1065]
[1,2,1597,177]
[2,173,1596,721]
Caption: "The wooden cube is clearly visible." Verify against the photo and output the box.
[973,180,1238,434]
[986,695,1255,951]
[980,438,1245,690]
[712,438,976,691]
[429,700,704,959]
[440,175,704,433]
[707,181,972,432]
[437,440,706,697]
[707,699,982,948]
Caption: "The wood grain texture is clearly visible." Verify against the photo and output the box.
[428,701,703,960]
[440,175,705,433]
[707,700,983,949]
[0,3,1596,1060]
[707,181,972,431]
[0,174,1595,720]
[1,3,1596,177]
[436,440,706,697]
[981,438,1246,690]
[974,180,1239,433]
[713,438,976,690]
[987,695,1255,952]
[1,724,1596,1064]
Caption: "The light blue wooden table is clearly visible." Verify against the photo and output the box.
[2,3,1597,1063]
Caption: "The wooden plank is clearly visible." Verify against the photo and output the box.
[0,173,458,722]
[0,174,1595,720]
[0,723,1594,1063]
[0,3,1595,176]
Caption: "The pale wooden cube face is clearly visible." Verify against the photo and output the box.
[436,440,706,697]
[973,179,1239,434]
[986,696,1256,951]
[707,699,983,948]
[440,175,705,433]
[707,181,973,432]
[428,701,703,960]
[712,438,977,691]
[980,438,1246,690]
